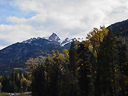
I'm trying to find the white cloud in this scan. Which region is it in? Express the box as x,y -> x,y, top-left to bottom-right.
0,45 -> 6,50
0,24 -> 34,42
7,13 -> 46,25
13,0 -> 127,30
0,0 -> 128,49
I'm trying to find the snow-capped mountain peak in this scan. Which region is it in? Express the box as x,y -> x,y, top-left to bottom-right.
61,38 -> 70,46
22,38 -> 38,43
22,33 -> 75,46
48,33 -> 60,42
60,38 -> 77,46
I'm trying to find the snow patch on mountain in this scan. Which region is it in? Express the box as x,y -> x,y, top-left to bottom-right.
61,38 -> 70,46
22,38 -> 37,43
22,33 -> 76,46
48,33 -> 60,42
60,38 -> 77,46
42,36 -> 49,40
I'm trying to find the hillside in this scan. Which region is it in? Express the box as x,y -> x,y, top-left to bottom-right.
107,19 -> 128,37
0,33 -> 72,75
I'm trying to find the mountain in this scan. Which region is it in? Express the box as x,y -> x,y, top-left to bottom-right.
2,18 -> 128,75
107,19 -> 128,37
0,33 -> 73,75
48,33 -> 61,45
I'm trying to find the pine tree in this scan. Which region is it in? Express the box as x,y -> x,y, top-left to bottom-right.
77,41 -> 92,96
44,57 -> 52,96
32,64 -> 46,96
69,41 -> 79,96
94,30 -> 118,96
10,70 -> 14,82
116,36 -> 127,96
61,49 -> 71,96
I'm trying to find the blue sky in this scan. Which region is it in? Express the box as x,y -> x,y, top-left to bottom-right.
0,0 -> 128,49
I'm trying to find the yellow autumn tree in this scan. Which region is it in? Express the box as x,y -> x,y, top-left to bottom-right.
86,26 -> 109,57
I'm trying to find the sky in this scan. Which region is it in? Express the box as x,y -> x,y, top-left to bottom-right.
0,0 -> 128,49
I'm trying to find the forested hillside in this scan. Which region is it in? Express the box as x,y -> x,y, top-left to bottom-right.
1,27 -> 127,95
0,34 -> 71,76
107,19 -> 128,37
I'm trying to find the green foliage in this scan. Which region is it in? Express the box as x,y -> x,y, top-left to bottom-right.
77,42 -> 92,96
94,30 -> 118,96
1,70 -> 30,93
31,65 -> 46,96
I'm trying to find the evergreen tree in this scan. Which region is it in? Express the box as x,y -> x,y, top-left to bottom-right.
10,70 -> 14,82
32,64 -> 46,96
116,37 -> 127,96
49,50 -> 63,96
77,41 -> 92,96
94,30 -> 118,96
69,41 -> 79,96
61,49 -> 71,96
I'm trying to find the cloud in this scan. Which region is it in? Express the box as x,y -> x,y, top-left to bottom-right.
14,0 -> 126,28
0,23 -> 53,44
0,24 -> 34,42
13,0 -> 128,31
0,0 -> 128,49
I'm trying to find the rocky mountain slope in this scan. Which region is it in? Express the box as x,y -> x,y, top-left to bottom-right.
0,33 -> 74,75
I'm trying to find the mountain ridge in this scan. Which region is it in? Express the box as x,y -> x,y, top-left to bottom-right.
1,18 -> 128,75
0,33 -> 73,75
21,33 -> 74,46
107,19 -> 128,36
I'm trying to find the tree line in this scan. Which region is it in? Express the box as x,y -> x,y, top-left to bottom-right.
0,70 -> 31,93
28,27 -> 128,96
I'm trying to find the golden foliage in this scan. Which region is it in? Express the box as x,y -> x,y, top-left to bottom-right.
86,26 -> 109,57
